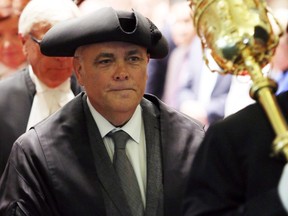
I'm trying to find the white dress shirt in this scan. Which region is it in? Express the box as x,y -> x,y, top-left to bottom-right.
87,98 -> 147,207
278,163 -> 288,213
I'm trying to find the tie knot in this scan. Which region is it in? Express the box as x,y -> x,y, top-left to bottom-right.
108,130 -> 130,149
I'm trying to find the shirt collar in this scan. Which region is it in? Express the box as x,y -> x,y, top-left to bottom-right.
87,97 -> 142,143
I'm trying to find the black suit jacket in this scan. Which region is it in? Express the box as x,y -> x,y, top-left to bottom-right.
0,92 -> 204,216
0,68 -> 83,176
182,91 -> 288,216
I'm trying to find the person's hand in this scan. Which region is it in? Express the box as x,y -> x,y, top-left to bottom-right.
278,163 -> 288,213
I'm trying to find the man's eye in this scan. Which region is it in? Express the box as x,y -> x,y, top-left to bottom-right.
97,59 -> 112,65
128,56 -> 142,62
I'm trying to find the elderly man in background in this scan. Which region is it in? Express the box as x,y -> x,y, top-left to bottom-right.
0,0 -> 29,79
0,0 -> 82,177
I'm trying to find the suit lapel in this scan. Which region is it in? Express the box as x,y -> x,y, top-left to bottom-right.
82,96 -> 132,216
141,99 -> 163,216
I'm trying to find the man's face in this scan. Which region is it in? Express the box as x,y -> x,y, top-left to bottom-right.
0,15 -> 26,69
23,22 -> 74,88
0,0 -> 30,17
74,41 -> 149,126
11,0 -> 30,15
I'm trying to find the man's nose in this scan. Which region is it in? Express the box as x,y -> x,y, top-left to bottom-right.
113,62 -> 129,80
2,37 -> 12,48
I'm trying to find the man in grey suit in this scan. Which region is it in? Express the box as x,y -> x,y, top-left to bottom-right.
0,7 -> 204,216
0,0 -> 83,177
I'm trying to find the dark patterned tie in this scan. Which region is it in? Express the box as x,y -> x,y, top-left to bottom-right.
108,130 -> 144,216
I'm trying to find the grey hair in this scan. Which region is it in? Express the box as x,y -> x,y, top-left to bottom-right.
18,0 -> 81,36
74,45 -> 89,61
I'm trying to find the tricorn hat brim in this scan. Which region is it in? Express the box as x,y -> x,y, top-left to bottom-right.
40,7 -> 169,59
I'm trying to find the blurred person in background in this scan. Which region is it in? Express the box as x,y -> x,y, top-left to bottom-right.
145,0 -> 176,99
0,0 -> 29,79
162,1 -> 231,127
0,0 -> 83,177
269,8 -> 288,95
162,1 -> 198,106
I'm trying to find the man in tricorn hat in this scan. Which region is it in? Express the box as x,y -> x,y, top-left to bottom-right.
0,7 -> 204,216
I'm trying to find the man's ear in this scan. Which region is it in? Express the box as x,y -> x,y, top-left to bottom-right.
73,57 -> 84,86
19,34 -> 28,56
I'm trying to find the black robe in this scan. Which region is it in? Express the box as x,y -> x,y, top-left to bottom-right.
0,93 -> 204,216
182,91 -> 288,216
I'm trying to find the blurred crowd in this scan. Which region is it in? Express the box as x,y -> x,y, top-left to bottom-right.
1,0 -> 288,128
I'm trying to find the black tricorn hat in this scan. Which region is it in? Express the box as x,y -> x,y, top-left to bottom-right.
40,7 -> 169,59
